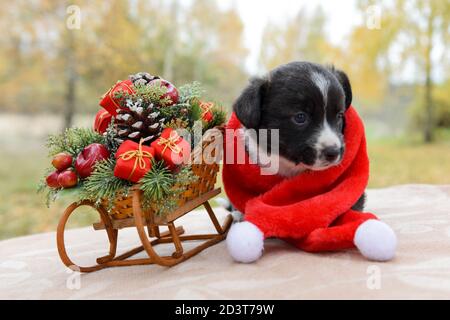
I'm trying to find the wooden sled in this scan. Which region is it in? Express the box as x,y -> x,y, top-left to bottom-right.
56,128 -> 231,273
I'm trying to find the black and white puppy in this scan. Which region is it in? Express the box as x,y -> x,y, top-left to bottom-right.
223,61 -> 397,263
232,61 -> 365,211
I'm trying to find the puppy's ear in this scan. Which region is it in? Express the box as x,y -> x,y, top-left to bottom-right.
329,67 -> 352,109
233,77 -> 267,128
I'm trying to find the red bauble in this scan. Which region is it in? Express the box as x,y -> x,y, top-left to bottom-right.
57,169 -> 78,188
150,79 -> 179,106
75,143 -> 110,178
46,171 -> 61,188
93,109 -> 113,134
51,153 -> 73,171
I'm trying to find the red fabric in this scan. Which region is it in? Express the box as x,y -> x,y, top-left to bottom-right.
99,79 -> 135,116
222,106 -> 378,252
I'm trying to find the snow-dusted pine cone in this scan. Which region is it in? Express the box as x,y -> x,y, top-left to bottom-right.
114,98 -> 165,144
129,72 -> 160,86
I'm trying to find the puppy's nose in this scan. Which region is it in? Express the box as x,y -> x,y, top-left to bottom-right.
323,146 -> 341,162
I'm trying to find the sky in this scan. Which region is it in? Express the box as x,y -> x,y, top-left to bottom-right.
215,0 -> 446,82
218,0 -> 361,73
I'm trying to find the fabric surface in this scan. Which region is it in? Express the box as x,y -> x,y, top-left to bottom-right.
0,184 -> 449,300
223,107 -> 377,251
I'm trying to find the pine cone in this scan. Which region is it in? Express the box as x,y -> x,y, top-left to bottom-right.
129,72 -> 160,86
114,99 -> 165,143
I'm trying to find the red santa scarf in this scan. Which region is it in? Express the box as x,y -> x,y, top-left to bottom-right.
222,106 -> 378,252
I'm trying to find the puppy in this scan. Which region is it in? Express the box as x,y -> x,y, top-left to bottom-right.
233,61 -> 365,211
221,61 -> 399,263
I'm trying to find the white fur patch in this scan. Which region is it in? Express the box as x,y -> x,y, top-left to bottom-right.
311,71 -> 330,105
315,120 -> 341,150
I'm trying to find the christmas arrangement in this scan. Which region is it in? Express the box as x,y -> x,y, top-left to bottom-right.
40,72 -> 232,271
39,72 -> 226,216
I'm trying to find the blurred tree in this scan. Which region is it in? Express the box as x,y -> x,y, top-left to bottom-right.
357,0 -> 450,142
257,3 -> 404,110
176,0 -> 248,105
0,0 -> 247,118
259,6 -> 332,70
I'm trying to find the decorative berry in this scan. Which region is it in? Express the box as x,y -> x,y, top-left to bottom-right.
57,169 -> 78,188
51,153 -> 73,171
46,171 -> 61,188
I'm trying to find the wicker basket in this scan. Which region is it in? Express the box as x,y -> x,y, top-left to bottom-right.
103,157 -> 219,221
56,127 -> 232,272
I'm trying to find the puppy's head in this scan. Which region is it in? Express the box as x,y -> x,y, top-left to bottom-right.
234,61 -> 352,173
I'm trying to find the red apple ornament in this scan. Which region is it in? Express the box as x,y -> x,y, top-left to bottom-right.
52,153 -> 73,171
150,79 -> 179,106
46,171 -> 61,188
75,143 -> 110,178
57,169 -> 78,188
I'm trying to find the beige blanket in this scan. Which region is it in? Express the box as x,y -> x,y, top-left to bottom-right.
1,184 -> 449,299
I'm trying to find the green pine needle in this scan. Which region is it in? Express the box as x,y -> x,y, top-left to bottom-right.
204,103 -> 228,130
188,99 -> 203,126
80,158 -> 131,207
46,127 -> 105,157
139,160 -> 174,202
178,81 -> 204,104
116,82 -> 172,107
139,162 -> 198,216
37,175 -> 61,208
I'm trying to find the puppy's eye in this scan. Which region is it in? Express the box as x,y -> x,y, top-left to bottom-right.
337,112 -> 344,120
293,112 -> 308,125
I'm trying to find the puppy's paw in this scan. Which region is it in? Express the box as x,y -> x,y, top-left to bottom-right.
354,219 -> 397,261
226,221 -> 264,263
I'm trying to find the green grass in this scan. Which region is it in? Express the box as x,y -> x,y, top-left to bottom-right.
0,150 -> 98,240
368,139 -> 450,187
0,134 -> 449,240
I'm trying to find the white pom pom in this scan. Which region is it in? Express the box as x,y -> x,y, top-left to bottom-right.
216,197 -> 231,210
226,221 -> 264,263
354,220 -> 397,261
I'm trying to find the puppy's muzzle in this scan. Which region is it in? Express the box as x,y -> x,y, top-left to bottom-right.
322,146 -> 342,162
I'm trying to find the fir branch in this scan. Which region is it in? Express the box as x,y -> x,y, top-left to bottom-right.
46,127 -> 105,157
175,165 -> 199,187
204,103 -> 228,130
37,174 -> 61,208
178,81 -> 204,104
117,82 -> 172,107
152,166 -> 198,216
140,163 -> 198,216
139,160 -> 174,202
188,99 -> 203,127
80,159 -> 131,207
